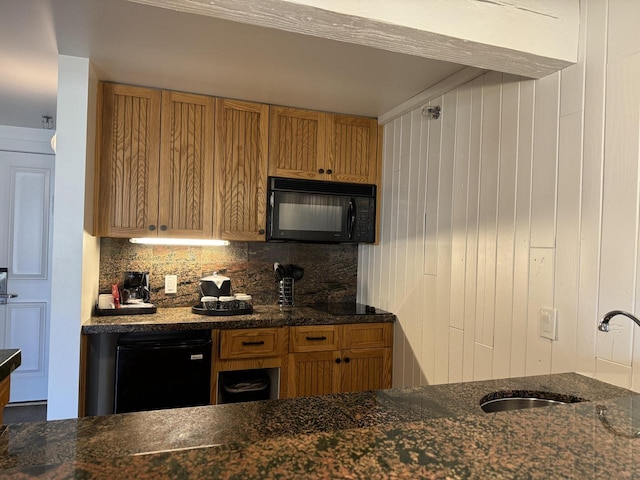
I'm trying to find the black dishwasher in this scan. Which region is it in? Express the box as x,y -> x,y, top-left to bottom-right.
114,330 -> 212,414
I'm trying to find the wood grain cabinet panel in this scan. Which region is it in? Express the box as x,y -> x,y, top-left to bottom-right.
326,114 -> 379,184
269,106 -> 379,185
339,348 -> 392,393
269,106 -> 325,181
290,325 -> 340,352
96,83 -> 161,237
215,99 -> 269,241
288,351 -> 337,398
288,322 -> 393,397
159,91 -> 215,238
219,328 -> 283,359
342,323 -> 393,349
96,84 -> 214,238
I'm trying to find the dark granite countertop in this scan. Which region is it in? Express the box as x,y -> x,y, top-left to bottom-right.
0,350 -> 20,384
82,304 -> 396,334
0,373 -> 636,478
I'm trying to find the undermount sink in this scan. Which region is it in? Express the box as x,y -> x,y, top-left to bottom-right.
480,390 -> 585,413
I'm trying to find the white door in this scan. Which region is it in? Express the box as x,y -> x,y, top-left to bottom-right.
0,151 -> 53,402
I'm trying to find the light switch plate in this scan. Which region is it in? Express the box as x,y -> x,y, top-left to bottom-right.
540,307 -> 557,340
165,275 -> 178,294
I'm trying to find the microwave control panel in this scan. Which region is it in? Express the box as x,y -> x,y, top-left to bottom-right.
353,197 -> 375,242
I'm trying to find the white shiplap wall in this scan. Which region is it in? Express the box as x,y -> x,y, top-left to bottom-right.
358,0 -> 640,391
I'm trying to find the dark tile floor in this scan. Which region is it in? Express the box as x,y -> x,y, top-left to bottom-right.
3,402 -> 47,424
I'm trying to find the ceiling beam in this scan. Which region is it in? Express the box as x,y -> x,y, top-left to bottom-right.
126,0 -> 578,78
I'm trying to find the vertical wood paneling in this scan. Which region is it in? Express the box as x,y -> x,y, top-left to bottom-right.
475,71 -> 502,347
424,98 -> 441,276
396,113 -> 412,387
403,108 -> 425,386
530,71 -> 560,248
597,54 -> 640,367
449,327 -> 464,382
422,275 -> 437,385
525,248 -> 555,376
434,90 -> 457,384
510,79 -> 535,378
462,76 -> 483,382
576,0 -> 608,376
552,111 -> 583,373
492,75 -> 519,378
358,0 -> 640,390
449,83 -> 472,332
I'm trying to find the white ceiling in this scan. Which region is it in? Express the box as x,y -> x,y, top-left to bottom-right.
0,0 -> 465,129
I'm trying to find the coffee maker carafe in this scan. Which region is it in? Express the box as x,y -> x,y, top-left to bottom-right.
122,271 -> 150,304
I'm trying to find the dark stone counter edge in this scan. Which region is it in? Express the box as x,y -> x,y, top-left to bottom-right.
0,349 -> 21,383
81,309 -> 397,334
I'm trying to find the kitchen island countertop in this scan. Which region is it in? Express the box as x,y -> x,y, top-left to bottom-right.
0,350 -> 20,384
82,304 -> 396,334
0,372 -> 638,478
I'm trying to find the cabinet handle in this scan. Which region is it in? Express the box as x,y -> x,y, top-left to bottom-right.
148,225 -> 156,231
344,357 -> 350,363
160,225 -> 168,231
258,229 -> 265,235
326,169 -> 333,174
318,168 -> 325,174
242,340 -> 265,346
335,357 -> 341,364
306,336 -> 327,341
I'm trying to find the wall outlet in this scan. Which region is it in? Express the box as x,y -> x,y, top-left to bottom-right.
165,275 -> 178,294
539,307 -> 557,340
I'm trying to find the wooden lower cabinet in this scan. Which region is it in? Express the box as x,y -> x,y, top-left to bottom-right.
288,351 -> 337,398
211,328 -> 289,404
338,348 -> 392,393
288,323 -> 393,398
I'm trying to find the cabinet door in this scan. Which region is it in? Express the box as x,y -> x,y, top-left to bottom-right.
97,83 -> 161,237
269,107 -> 326,180
158,91 -> 214,238
288,351 -> 339,397
325,114 -> 378,184
215,99 -> 269,241
339,348 -> 391,393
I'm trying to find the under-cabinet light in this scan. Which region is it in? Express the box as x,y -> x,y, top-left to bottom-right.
129,238 -> 230,246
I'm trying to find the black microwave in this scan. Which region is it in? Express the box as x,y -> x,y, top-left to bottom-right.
267,177 -> 376,243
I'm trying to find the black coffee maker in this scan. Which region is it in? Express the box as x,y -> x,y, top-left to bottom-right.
122,271 -> 150,304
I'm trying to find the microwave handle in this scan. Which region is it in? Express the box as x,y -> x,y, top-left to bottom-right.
347,198 -> 356,240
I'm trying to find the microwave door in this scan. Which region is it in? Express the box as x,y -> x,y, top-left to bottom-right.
271,192 -> 350,242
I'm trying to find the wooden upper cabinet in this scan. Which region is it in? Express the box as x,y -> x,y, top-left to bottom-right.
96,83 -> 161,237
215,99 -> 269,241
269,106 -> 325,181
159,91 -> 215,238
326,114 -> 379,184
269,106 -> 379,184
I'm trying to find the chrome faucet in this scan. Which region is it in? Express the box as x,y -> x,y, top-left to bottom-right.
598,310 -> 640,332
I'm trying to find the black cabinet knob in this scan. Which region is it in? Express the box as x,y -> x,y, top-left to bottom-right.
258,229 -> 265,234
326,169 -> 333,174
318,168 -> 325,174
148,225 -> 156,231
335,358 -> 342,364
160,225 -> 168,231
344,357 -> 350,364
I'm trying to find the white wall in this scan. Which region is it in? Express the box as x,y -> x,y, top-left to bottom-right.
48,56 -> 99,420
358,0 -> 640,391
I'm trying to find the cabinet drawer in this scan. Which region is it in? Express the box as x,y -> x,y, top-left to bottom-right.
290,325 -> 340,352
219,328 -> 282,359
342,323 -> 393,349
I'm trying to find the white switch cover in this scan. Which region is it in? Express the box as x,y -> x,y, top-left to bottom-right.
540,307 -> 557,340
165,275 -> 178,294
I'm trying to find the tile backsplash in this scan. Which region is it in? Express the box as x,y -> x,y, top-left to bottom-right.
99,239 -> 357,308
